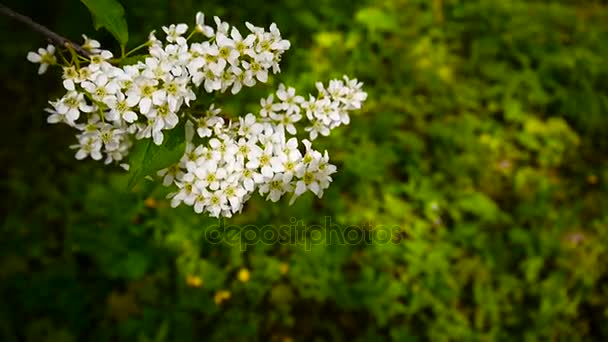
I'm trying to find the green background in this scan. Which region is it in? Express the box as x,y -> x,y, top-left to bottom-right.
1,0 -> 608,340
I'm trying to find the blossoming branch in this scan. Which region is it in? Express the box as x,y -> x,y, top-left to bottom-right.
25,11 -> 367,217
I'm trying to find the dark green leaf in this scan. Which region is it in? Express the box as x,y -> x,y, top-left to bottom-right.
118,54 -> 147,67
127,122 -> 187,189
81,0 -> 129,46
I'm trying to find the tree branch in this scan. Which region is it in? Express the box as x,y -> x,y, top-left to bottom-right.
0,3 -> 91,57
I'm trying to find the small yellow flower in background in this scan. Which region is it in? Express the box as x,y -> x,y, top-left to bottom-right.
214,290 -> 231,305
279,263 -> 289,275
437,65 -> 452,83
587,174 -> 598,185
186,275 -> 203,288
416,57 -> 432,69
144,197 -> 157,208
238,268 -> 250,282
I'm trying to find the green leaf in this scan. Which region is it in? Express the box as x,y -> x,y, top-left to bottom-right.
355,7 -> 398,32
81,0 -> 129,46
456,192 -> 501,223
122,251 -> 149,279
118,54 -> 146,67
127,123 -> 187,189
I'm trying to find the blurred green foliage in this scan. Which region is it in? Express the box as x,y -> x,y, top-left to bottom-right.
1,0 -> 608,341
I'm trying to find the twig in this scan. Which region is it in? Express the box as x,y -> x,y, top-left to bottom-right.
0,3 -> 91,57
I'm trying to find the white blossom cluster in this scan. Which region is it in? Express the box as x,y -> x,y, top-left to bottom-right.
165,117 -> 337,217
159,78 -> 366,217
30,12 -> 290,164
261,77 -> 367,140
27,12 -> 366,217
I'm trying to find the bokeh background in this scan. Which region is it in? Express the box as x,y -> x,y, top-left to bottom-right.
1,0 -> 608,340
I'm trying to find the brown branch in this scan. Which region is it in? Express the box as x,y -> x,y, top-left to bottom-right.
0,3 -> 91,57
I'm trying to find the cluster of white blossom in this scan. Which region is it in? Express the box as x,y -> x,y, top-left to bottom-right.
30,12 -> 290,164
166,130 -> 336,217
27,11 -> 366,217
259,77 -> 367,140
158,77 -> 366,217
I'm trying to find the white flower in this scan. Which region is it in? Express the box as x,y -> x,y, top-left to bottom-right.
222,181 -> 247,212
81,74 -> 119,103
314,150 -> 337,191
231,26 -> 256,56
195,160 -> 226,191
192,191 -> 208,214
162,23 -> 189,45
148,103 -> 179,144
180,143 -> 201,167
301,139 -> 322,163
113,65 -> 139,90
207,190 -> 230,218
142,56 -> 172,80
126,78 -> 159,114
201,67 -> 223,93
98,123 -> 124,151
242,59 -> 267,83
88,50 -> 114,72
259,173 -> 292,202
82,34 -> 101,53
195,145 -> 222,166
71,135 -> 103,160
152,75 -> 189,111
252,32 -> 275,63
259,94 -> 275,118
27,44 -> 56,74
231,66 -> 255,93
61,66 -> 80,91
77,114 -> 102,136
171,173 -> 198,207
104,139 -> 131,165
216,33 -> 239,66
291,166 -> 321,201
269,23 -> 291,51
196,105 -> 224,138
105,92 -> 138,123
148,30 -> 162,47
270,111 -> 301,135
244,21 -> 262,35
238,113 -> 264,138
225,65 -> 242,94
208,137 -> 229,159
234,137 -> 257,165
213,16 -> 230,36
275,84 -> 304,114
203,43 -> 227,76
223,139 -> 239,164
246,144 -> 277,178
147,116 -> 166,145
275,138 -> 303,179
195,12 -> 214,37
157,164 -> 184,186
240,166 -> 263,192
342,76 -> 368,109
45,105 -> 64,125
305,120 -> 330,140
55,91 -> 94,124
